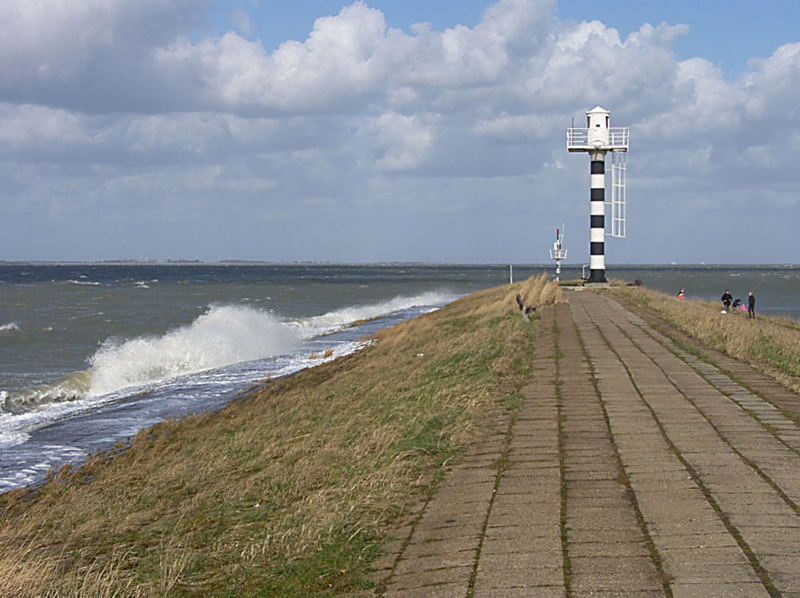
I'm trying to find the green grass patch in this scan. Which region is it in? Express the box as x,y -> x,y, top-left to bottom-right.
749,336 -> 800,377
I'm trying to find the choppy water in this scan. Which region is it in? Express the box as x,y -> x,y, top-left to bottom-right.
0,263 -> 796,491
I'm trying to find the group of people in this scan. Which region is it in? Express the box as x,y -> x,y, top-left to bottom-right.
721,289 -> 756,318
676,288 -> 757,318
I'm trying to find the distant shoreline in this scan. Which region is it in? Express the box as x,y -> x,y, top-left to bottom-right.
1,261 -> 798,268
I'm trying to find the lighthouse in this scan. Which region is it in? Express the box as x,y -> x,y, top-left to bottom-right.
566,106 -> 629,283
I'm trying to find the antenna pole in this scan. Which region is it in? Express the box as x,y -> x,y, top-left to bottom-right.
549,225 -> 567,282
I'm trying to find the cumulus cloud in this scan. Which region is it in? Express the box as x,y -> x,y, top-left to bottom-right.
0,0 -> 206,111
0,0 -> 798,262
743,42 -> 800,121
368,112 -> 437,171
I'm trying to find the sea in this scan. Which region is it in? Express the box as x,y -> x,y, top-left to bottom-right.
0,263 -> 797,492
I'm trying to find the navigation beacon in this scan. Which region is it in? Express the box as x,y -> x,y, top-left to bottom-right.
566,106 -> 630,283
549,226 -> 567,282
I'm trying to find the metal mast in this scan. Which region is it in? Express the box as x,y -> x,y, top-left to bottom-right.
549,226 -> 567,282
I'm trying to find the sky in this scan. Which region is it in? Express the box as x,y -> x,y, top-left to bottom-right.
1,0 -> 798,264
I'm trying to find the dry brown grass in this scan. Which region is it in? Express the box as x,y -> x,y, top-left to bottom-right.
611,285 -> 800,393
0,531 -> 144,598
0,275 -> 560,597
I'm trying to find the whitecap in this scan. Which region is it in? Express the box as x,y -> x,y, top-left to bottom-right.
87,305 -> 301,397
292,290 -> 455,337
66,279 -> 101,286
0,322 -> 20,333
0,373 -> 89,415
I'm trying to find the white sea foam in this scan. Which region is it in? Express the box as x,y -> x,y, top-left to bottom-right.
87,305 -> 301,397
293,290 -> 454,337
66,279 -> 101,286
0,428 -> 29,448
85,291 -> 452,398
0,372 -> 90,415
0,322 -> 20,333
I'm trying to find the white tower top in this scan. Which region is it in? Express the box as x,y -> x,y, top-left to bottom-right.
586,106 -> 609,148
567,106 -> 629,152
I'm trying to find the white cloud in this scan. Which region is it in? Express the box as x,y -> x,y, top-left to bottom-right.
0,0 -> 798,262
368,112 -> 436,171
232,9 -> 254,37
0,104 -> 87,147
743,42 -> 800,121
0,0 -> 206,110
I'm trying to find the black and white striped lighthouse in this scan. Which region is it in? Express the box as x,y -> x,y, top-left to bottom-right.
567,106 -> 630,283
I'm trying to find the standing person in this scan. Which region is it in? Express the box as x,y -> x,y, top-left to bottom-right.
748,291 -> 756,318
721,289 -> 733,313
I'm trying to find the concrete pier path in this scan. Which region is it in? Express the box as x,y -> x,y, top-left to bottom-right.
373,291 -> 800,597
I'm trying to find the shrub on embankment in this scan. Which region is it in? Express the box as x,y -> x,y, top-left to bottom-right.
0,275 -> 560,597
610,285 -> 800,393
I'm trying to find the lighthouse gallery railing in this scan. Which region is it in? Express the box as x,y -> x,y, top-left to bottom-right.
566,127 -> 630,151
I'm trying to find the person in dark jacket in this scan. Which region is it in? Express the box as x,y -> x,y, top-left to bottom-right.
748,292 -> 756,318
721,290 -> 733,313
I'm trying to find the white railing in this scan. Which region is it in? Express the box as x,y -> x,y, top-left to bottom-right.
566,127 -> 629,151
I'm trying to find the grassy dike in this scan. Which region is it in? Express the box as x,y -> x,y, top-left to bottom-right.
608,284 -> 800,393
0,275 -> 561,597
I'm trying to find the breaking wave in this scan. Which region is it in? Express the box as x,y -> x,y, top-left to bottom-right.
0,322 -> 20,334
0,290 -> 454,415
65,279 -> 101,286
0,372 -> 90,415
87,292 -> 453,396
87,305 -> 301,397
293,291 -> 453,336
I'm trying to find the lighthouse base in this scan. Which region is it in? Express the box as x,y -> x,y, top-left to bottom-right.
587,269 -> 607,283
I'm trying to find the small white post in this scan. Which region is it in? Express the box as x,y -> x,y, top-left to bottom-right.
549,226 -> 567,283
